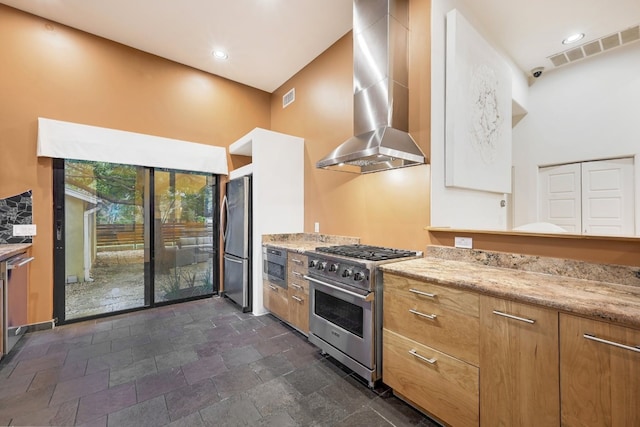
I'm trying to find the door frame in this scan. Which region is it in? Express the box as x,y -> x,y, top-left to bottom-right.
52,160 -> 220,325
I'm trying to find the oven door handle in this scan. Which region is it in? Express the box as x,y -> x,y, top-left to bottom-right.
304,275 -> 374,302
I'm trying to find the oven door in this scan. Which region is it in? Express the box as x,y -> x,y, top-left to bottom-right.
306,275 -> 374,369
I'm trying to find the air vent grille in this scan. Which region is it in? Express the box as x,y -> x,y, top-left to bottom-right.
282,88 -> 295,108
547,24 -> 639,68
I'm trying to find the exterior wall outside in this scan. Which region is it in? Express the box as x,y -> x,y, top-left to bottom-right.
0,5 -> 271,323
64,195 -> 84,282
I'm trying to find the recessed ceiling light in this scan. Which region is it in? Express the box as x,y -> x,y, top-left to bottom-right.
212,50 -> 228,60
562,33 -> 585,45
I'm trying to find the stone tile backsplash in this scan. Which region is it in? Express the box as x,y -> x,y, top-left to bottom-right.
0,190 -> 33,244
427,245 -> 640,287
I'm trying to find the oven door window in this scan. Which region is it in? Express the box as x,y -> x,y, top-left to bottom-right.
266,260 -> 285,282
314,289 -> 364,338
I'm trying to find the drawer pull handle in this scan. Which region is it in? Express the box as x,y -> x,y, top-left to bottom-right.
584,334 -> 640,353
292,271 -> 303,278
409,288 -> 436,298
269,285 -> 278,291
291,295 -> 304,303
290,283 -> 303,290
409,309 -> 437,320
492,310 -> 535,324
292,259 -> 304,265
409,349 -> 437,365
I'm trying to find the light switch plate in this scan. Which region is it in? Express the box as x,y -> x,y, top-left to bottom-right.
314,222 -> 320,233
13,224 -> 37,236
454,236 -> 472,249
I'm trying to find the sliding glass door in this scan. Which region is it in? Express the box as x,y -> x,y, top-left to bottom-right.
53,160 -> 218,323
154,170 -> 215,303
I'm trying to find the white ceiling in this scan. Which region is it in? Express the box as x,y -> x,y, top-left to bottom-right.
458,0 -> 640,75
0,0 -> 352,93
1,0 -> 638,92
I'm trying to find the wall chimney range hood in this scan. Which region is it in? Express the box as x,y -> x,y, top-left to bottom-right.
316,0 -> 426,174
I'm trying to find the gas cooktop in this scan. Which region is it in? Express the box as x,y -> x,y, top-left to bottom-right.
315,244 -> 419,262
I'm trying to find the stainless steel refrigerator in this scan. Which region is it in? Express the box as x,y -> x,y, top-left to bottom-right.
222,175 -> 252,312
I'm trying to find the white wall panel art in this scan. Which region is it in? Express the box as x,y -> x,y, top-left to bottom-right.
445,9 -> 512,193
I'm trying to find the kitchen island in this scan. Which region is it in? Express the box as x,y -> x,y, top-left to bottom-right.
380,247 -> 640,426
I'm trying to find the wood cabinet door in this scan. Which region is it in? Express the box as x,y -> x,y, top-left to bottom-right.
560,314 -> 640,426
480,296 -> 560,427
288,286 -> 309,334
263,280 -> 288,320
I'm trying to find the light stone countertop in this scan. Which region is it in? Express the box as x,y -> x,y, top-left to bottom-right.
380,257 -> 640,329
0,244 -> 32,262
263,241 -> 326,253
262,233 -> 360,254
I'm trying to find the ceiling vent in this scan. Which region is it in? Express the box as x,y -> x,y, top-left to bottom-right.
548,24 -> 639,68
282,88 -> 295,108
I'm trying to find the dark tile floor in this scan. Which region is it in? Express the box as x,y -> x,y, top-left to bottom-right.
0,296 -> 440,427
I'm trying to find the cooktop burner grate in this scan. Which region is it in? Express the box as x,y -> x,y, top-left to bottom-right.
315,244 -> 418,261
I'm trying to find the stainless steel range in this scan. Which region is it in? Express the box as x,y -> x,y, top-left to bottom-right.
304,244 -> 422,387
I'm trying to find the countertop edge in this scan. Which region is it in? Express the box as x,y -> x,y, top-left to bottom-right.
0,243 -> 33,262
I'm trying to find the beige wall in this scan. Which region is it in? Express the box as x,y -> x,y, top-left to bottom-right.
0,5 -> 271,323
270,0 -> 432,252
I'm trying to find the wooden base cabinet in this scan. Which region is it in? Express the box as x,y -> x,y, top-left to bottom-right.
560,314 -> 640,426
262,279 -> 288,320
287,253 -> 309,334
383,273 -> 480,426
479,296 -> 560,427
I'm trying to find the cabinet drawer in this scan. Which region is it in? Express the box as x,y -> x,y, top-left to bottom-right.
384,288 -> 480,366
384,273 -> 479,316
263,280 -> 288,320
383,329 -> 479,427
288,253 -> 308,275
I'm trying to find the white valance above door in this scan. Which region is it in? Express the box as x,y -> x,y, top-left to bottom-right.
37,117 -> 228,175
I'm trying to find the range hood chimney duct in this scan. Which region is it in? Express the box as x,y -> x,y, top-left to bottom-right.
316,0 -> 426,174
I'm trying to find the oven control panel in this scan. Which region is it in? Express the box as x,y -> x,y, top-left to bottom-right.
308,256 -> 371,289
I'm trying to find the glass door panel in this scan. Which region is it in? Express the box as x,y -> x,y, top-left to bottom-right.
154,170 -> 215,303
64,160 -> 147,320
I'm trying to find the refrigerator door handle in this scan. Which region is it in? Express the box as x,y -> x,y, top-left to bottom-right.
220,194 -> 228,242
224,255 -> 243,264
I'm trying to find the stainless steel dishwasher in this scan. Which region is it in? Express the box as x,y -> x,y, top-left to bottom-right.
1,252 -> 34,355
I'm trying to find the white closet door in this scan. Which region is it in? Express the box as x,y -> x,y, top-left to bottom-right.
581,158 -> 634,236
538,163 -> 581,233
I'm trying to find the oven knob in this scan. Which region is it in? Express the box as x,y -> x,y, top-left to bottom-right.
309,260 -> 318,268
329,263 -> 339,272
317,261 -> 327,271
342,269 -> 352,278
353,272 -> 364,281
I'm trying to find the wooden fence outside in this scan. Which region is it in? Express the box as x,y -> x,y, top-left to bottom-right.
96,222 -> 212,249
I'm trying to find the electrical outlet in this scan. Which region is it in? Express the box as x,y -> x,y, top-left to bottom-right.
454,236 -> 472,249
314,222 -> 320,233
13,224 -> 37,236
